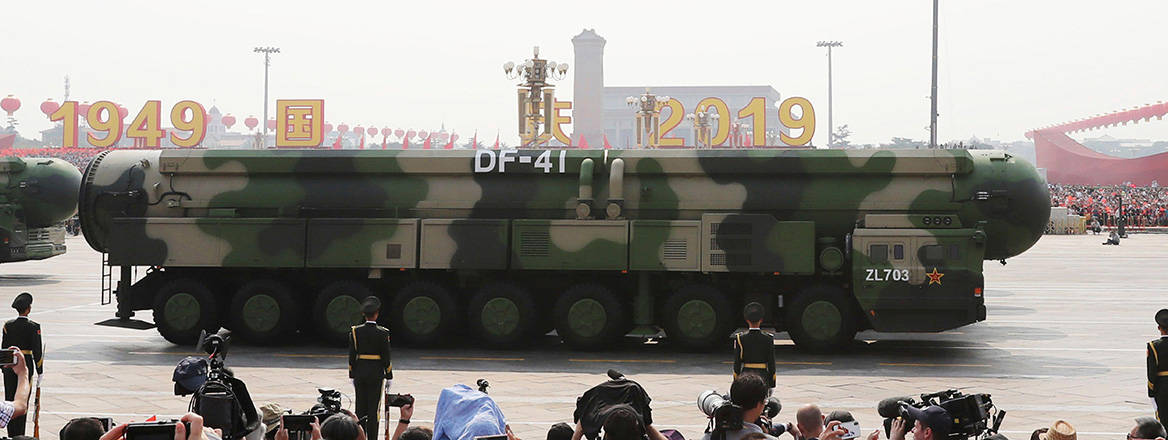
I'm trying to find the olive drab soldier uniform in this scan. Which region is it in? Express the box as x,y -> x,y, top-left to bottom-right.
2,292 -> 42,437
1148,309 -> 1168,426
733,302 -> 776,389
349,296 -> 392,439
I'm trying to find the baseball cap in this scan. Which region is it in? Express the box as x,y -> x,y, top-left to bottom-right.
172,356 -> 208,393
260,403 -> 286,435
903,405 -> 953,438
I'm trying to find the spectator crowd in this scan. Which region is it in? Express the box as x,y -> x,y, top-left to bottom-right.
1049,183 -> 1168,227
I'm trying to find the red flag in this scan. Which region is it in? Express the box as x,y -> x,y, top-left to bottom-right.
402,136 -> 409,150
423,135 -> 432,149
472,131 -> 478,149
146,415 -> 157,422
578,134 -> 590,150
358,135 -> 365,150
444,136 -> 454,150
493,134 -> 500,149
382,136 -> 388,150
332,133 -> 342,149
603,134 -> 613,149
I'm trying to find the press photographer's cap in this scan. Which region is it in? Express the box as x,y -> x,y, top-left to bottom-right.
1156,309 -> 1168,328
261,402 -> 286,434
362,296 -> 381,315
11,292 -> 32,311
903,405 -> 952,438
1038,420 -> 1076,440
172,356 -> 208,393
826,410 -> 855,423
743,302 -> 765,323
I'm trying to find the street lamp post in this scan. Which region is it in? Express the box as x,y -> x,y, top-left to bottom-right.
504,46 -> 569,147
254,46 -> 280,143
816,41 -> 842,148
626,89 -> 669,149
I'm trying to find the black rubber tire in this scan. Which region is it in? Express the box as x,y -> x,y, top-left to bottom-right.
313,280 -> 373,346
228,280 -> 300,345
391,281 -> 460,347
467,282 -> 538,348
784,285 -> 859,353
153,278 -> 220,345
661,284 -> 736,351
553,283 -> 628,350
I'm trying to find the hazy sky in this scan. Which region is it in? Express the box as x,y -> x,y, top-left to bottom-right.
3,0 -> 1166,146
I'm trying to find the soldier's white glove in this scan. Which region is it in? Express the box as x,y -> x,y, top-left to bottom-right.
385,379 -> 392,392
36,374 -> 42,388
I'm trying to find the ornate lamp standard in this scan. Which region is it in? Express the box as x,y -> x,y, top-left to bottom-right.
504,46 -> 568,147
686,108 -> 719,148
625,89 -> 669,149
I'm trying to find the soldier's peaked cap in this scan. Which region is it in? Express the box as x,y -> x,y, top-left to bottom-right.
743,302 -> 765,322
1156,309 -> 1168,328
11,292 -> 31,311
362,296 -> 381,315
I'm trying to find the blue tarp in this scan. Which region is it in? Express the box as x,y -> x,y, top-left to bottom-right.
433,384 -> 508,440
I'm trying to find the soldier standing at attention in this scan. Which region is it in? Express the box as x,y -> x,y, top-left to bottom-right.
733,302 -> 776,392
1148,309 -> 1168,428
2,292 -> 41,437
349,296 -> 392,438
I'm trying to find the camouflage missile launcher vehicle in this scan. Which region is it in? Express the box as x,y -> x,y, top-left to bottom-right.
79,148 -> 1049,351
0,156 -> 81,263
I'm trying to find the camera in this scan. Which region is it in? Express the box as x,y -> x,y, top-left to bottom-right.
477,379 -> 490,394
698,390 -> 785,440
186,330 -> 260,440
877,390 -> 1005,440
386,393 -> 415,408
306,388 -> 344,419
125,420 -> 190,440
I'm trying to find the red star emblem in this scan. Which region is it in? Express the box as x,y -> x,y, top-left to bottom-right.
926,268 -> 944,285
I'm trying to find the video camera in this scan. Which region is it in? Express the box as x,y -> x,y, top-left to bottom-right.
573,369 -> 654,440
697,390 -> 784,440
185,330 -> 260,440
877,390 -> 1005,440
305,388 -> 344,419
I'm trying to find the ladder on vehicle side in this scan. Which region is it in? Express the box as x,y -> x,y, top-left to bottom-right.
100,253 -> 112,306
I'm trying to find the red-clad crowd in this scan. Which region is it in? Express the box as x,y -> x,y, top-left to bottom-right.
0,147 -> 103,170
1050,184 -> 1168,227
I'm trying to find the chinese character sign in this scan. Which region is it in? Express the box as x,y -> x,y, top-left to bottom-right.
276,99 -> 324,147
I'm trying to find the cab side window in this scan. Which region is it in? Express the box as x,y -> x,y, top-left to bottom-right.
893,244 -> 905,260
869,244 -> 889,263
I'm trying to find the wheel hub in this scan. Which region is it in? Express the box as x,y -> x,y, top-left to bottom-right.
164,293 -> 200,331
676,299 -> 716,338
242,294 -> 281,333
481,297 -> 520,337
802,300 -> 843,341
567,298 -> 606,338
325,295 -> 362,334
403,296 -> 442,335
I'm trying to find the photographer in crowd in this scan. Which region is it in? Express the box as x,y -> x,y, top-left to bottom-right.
887,406 -> 951,440
1130,417 -> 1166,440
701,373 -> 806,440
0,344 -> 31,431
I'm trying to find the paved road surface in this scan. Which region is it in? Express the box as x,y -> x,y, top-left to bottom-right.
0,234 -> 1157,439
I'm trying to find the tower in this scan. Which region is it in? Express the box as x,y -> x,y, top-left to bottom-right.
571,29 -> 606,147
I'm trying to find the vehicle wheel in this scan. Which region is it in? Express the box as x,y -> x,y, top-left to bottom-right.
553,283 -> 628,350
153,278 -> 220,345
662,284 -> 736,351
229,280 -> 300,344
785,285 -> 859,353
467,282 -> 538,348
392,281 -> 459,346
313,281 -> 371,346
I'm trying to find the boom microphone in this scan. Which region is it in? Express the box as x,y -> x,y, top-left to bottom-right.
877,397 -> 912,418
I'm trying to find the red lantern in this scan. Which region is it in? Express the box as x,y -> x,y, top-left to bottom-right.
354,126 -> 365,136
394,129 -> 404,138
406,130 -> 416,138
381,127 -> 391,136
323,123 -> 333,132
39,99 -> 58,116
418,130 -> 429,138
0,95 -> 20,116
266,119 -> 276,130
221,114 -> 236,129
338,124 -> 350,133
117,105 -> 129,120
367,127 -> 377,136
244,116 -> 259,130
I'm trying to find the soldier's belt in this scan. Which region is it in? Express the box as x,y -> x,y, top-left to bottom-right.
357,355 -> 382,360
19,350 -> 31,355
743,363 -> 768,369
1158,371 -> 1168,377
